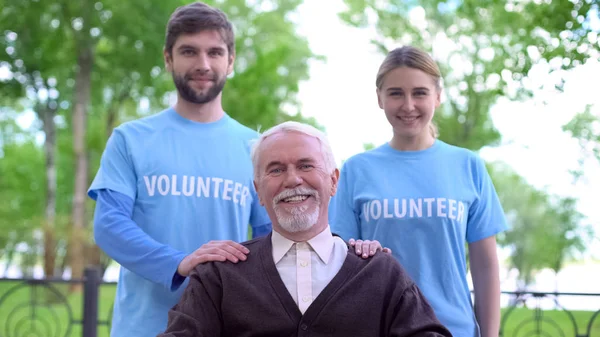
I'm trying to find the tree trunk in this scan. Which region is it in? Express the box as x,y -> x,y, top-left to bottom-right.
41,102 -> 58,278
106,102 -> 118,140
70,31 -> 94,286
59,237 -> 70,277
2,242 -> 15,276
106,88 -> 129,138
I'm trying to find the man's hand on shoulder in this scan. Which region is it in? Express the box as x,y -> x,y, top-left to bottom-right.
349,239 -> 393,259
177,240 -> 250,277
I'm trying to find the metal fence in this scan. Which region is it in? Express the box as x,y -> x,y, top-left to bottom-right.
0,268 -> 599,337
498,291 -> 600,337
0,267 -> 113,337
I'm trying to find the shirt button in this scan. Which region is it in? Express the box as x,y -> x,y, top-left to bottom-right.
300,323 -> 308,331
300,260 -> 308,267
302,296 -> 311,302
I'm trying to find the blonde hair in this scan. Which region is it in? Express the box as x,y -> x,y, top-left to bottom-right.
376,46 -> 441,138
250,121 -> 336,180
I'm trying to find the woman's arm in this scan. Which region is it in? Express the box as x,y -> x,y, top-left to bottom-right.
469,235 -> 501,337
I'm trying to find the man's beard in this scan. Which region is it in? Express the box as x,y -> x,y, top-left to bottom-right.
272,187 -> 320,233
172,71 -> 226,104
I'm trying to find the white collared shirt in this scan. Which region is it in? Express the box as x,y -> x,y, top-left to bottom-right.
271,226 -> 348,314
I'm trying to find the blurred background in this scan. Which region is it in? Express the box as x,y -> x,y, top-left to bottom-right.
1,0 -> 599,336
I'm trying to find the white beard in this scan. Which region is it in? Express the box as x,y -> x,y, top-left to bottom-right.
275,204 -> 320,233
272,187 -> 320,233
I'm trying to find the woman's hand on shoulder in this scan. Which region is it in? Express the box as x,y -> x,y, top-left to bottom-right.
348,238 -> 392,259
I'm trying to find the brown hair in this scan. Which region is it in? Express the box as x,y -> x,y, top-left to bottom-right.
376,46 -> 442,138
165,2 -> 235,56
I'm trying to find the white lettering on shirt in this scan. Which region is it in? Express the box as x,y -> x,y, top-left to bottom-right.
143,175 -> 252,206
363,198 -> 467,223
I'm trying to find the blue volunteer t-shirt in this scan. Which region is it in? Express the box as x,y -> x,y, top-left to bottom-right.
330,140 -> 507,337
88,108 -> 271,337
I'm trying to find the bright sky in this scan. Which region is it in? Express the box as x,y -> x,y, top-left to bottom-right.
294,0 -> 600,259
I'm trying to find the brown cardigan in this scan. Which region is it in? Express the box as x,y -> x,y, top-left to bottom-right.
158,233 -> 452,337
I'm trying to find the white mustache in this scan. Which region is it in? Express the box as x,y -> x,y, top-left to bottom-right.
273,187 -> 317,203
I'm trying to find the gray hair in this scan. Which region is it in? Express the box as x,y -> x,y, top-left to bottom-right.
250,121 -> 336,180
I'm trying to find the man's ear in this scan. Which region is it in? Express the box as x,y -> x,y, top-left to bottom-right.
164,49 -> 173,72
227,52 -> 235,76
253,180 -> 264,206
330,168 -> 340,196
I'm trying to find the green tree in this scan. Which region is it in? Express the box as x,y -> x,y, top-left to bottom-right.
0,0 -> 74,276
488,162 -> 588,287
0,138 -> 45,274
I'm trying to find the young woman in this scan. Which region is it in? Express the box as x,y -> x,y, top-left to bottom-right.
330,46 -> 507,337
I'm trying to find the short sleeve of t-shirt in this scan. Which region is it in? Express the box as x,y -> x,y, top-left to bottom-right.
88,129 -> 137,200
250,186 -> 271,229
329,161 -> 361,241
466,155 -> 508,243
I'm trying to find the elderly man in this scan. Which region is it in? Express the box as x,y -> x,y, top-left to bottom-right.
158,122 -> 452,337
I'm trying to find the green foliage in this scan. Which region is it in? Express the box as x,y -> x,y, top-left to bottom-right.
488,162 -> 590,286
339,0 -> 599,151
563,105 -> 600,179
363,143 -> 375,151
0,140 -> 44,256
216,0 -> 321,128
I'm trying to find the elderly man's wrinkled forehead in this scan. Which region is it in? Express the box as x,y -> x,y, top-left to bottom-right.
256,131 -> 324,164
251,123 -> 336,181
259,130 -> 322,153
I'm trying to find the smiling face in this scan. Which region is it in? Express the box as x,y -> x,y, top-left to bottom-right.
254,131 -> 338,239
164,29 -> 234,105
377,66 -> 441,141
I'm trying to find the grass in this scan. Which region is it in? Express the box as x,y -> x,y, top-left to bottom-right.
0,281 -> 598,337
501,307 -> 600,336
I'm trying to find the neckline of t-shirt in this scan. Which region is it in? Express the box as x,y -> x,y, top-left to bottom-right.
380,139 -> 444,158
166,107 -> 231,129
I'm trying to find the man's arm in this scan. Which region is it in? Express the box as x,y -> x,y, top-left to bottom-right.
469,235 -> 501,337
94,189 -> 250,290
94,189 -> 187,290
158,265 -> 223,337
388,283 -> 453,337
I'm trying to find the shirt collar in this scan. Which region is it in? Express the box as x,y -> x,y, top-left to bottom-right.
271,226 -> 336,265
272,230 -> 295,264
307,226 -> 335,264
